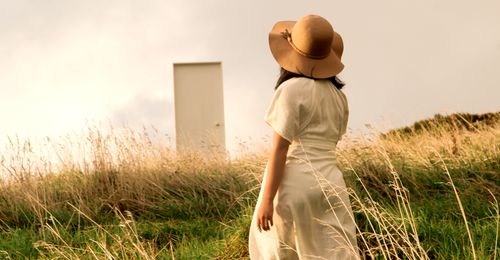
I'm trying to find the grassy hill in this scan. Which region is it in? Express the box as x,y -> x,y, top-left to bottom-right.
382,111 -> 500,138
0,113 -> 498,259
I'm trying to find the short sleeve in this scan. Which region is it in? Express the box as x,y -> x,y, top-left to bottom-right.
264,79 -> 303,143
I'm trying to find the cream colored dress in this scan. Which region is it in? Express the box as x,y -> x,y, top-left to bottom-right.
248,77 -> 359,260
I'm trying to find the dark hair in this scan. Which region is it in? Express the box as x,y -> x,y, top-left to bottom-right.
275,67 -> 345,90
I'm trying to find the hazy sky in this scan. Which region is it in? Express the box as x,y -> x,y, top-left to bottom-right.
1,0 -> 499,155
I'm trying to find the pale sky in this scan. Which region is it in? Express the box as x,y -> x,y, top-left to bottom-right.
1,0 -> 499,155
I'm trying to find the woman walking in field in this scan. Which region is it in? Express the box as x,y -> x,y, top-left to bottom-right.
248,14 -> 359,259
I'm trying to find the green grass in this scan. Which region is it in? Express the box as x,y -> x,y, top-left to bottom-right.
0,113 -> 498,259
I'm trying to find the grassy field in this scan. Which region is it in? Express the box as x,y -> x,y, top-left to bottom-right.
0,113 -> 498,259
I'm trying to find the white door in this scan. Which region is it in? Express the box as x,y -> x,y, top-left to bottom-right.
173,62 -> 226,157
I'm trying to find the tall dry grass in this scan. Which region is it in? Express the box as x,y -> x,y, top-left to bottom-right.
332,117 -> 499,259
0,116 -> 498,259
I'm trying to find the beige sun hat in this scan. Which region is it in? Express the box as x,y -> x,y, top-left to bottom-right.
268,14 -> 344,79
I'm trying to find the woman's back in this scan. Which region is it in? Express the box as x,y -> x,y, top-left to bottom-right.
264,77 -> 349,154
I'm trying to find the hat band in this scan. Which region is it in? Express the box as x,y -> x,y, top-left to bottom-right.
281,29 -> 329,60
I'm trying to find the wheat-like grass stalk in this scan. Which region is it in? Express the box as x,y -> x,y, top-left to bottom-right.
431,149 -> 477,260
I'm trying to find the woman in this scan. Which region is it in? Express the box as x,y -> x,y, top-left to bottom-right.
248,14 -> 359,259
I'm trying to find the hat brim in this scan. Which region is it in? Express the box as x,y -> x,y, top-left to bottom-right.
269,21 -> 344,79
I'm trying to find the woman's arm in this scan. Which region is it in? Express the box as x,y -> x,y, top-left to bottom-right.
257,131 -> 291,232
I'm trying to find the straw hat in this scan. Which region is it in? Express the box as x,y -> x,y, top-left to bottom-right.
268,14 -> 344,78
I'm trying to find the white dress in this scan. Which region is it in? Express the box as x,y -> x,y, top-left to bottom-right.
248,77 -> 359,259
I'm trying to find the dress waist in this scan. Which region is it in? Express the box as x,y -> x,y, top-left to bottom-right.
287,138 -> 338,163
290,138 -> 337,151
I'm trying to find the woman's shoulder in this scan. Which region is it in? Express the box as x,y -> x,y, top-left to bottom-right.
277,77 -> 315,94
